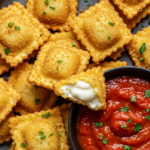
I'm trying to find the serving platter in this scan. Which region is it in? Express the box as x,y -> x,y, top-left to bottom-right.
0,0 -> 149,149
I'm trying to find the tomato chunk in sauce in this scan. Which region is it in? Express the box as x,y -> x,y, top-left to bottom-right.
77,76 -> 150,150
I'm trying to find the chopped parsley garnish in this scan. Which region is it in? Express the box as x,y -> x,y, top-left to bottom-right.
145,115 -> 150,121
139,43 -> 146,55
107,36 -> 111,39
84,0 -> 88,2
146,108 -> 149,113
58,131 -> 62,136
20,143 -> 25,147
34,85 -> 39,89
102,139 -> 108,144
94,122 -> 103,127
8,22 -> 14,26
124,145 -> 131,150
99,134 -> 103,140
108,21 -> 115,26
4,48 -> 10,55
43,12 -> 46,15
15,26 -> 20,30
58,60 -> 63,63
142,25 -> 144,28
44,0 -> 50,5
50,6 -> 55,10
139,58 -> 144,62
71,43 -> 78,48
133,123 -> 142,132
87,2 -> 91,6
49,133 -> 53,136
42,112 -> 51,117
130,95 -> 136,102
145,90 -> 150,98
121,124 -> 126,129
38,131 -> 46,139
127,118 -> 132,123
57,67 -> 59,71
35,98 -> 41,105
120,106 -> 129,113
149,20 -> 150,25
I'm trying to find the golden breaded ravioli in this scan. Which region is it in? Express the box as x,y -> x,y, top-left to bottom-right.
110,47 -> 125,60
0,57 -> 11,75
9,107 -> 69,150
0,2 -> 50,67
70,0 -> 132,63
53,67 -> 106,110
28,41 -> 90,90
26,0 -> 78,31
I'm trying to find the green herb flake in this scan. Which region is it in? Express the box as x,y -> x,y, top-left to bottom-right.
38,131 -> 46,139
94,122 -> 103,127
8,22 -> 14,26
84,0 -> 88,2
146,108 -> 149,113
107,36 -> 111,39
121,124 -> 126,129
102,139 -> 108,144
15,26 -> 20,30
71,43 -> 78,48
120,106 -> 129,113
4,48 -> 10,55
127,118 -> 132,123
35,98 -> 41,105
44,0 -> 50,5
99,134 -> 103,140
142,25 -> 144,28
108,21 -> 115,26
130,95 -> 136,102
133,123 -> 142,132
42,112 -> 51,118
149,20 -> 150,25
146,115 -> 150,121
124,145 -> 131,150
43,12 -> 46,15
58,131 -> 62,136
87,2 -> 91,6
139,58 -> 144,62
49,133 -> 53,136
58,60 -> 63,63
145,90 -> 150,98
50,6 -> 55,10
34,85 -> 39,89
139,43 -> 146,55
20,143 -> 25,147
57,67 -> 59,71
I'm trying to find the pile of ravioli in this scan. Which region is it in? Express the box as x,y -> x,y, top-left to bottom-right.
0,0 -> 149,149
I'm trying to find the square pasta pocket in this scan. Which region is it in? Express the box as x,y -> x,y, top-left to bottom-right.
0,2 -> 50,67
70,0 -> 133,63
26,0 -> 78,31
28,41 -> 90,90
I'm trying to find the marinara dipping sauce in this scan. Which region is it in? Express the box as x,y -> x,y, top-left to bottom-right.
77,76 -> 150,150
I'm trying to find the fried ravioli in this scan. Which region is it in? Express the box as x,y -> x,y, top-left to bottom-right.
70,0 -> 132,63
28,41 -> 90,90
54,67 -> 106,110
110,47 -> 125,60
0,57 -> 11,75
0,2 -> 50,67
26,0 -> 78,31
9,107 -> 69,150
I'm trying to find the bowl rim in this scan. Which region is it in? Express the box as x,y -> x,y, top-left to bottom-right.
68,66 -> 150,150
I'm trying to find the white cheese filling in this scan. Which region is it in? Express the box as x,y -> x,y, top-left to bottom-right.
61,80 -> 102,109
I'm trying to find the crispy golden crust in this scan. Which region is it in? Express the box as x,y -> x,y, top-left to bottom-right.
9,144 -> 15,150
59,103 -> 72,149
0,78 -> 20,123
53,67 -> 106,110
110,47 -> 125,60
9,107 -> 69,150
112,0 -> 150,19
0,57 -> 11,75
110,0 -> 150,29
70,0 -> 132,63
8,62 -> 57,114
28,41 -> 90,90
126,26 -> 150,69
0,111 -> 14,144
26,0 -> 78,31
0,2 -> 50,67
87,60 -> 127,70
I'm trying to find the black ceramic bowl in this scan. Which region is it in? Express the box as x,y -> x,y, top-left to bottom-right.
68,66 -> 150,150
